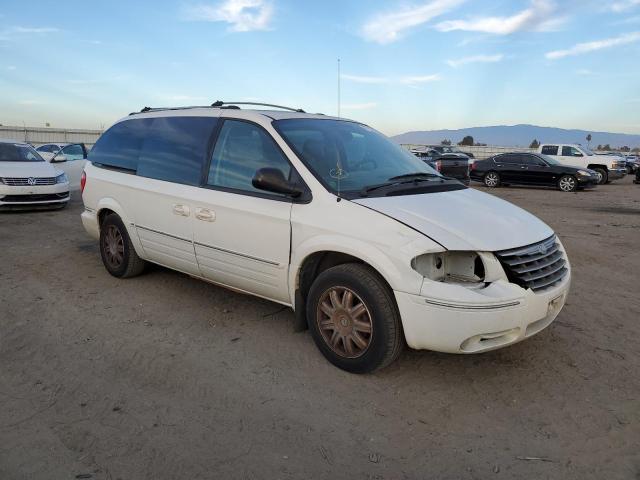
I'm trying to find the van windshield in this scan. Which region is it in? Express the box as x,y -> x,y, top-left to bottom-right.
274,119 -> 452,197
0,143 -> 44,162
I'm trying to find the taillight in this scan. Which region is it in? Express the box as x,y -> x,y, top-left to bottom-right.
435,160 -> 442,171
80,171 -> 86,193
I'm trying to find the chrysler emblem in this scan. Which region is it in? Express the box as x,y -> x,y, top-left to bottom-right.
537,245 -> 547,255
27,177 -> 36,186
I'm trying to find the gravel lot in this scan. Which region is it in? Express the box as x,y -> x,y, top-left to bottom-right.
1,177 -> 639,480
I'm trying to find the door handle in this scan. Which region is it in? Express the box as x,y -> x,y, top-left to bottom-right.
173,204 -> 190,216
195,207 -> 216,222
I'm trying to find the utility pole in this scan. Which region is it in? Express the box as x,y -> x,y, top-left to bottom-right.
337,58 -> 341,118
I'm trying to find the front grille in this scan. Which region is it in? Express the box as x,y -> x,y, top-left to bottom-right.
495,235 -> 568,292
2,177 -> 57,186
1,193 -> 69,202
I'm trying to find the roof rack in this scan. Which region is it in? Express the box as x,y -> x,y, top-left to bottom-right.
211,100 -> 306,113
129,105 -> 210,116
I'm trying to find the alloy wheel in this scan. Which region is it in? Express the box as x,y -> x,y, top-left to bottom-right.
559,176 -> 576,192
485,172 -> 499,187
316,286 -> 373,358
102,224 -> 124,269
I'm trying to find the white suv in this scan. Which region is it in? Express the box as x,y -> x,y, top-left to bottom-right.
537,144 -> 626,184
81,102 -> 571,373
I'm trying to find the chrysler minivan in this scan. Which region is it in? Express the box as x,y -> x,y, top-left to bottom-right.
81,102 -> 571,373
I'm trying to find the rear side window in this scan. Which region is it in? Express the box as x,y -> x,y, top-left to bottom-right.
541,145 -> 558,155
90,118 -> 151,171
495,154 -> 520,164
137,117 -> 218,185
207,120 -> 291,196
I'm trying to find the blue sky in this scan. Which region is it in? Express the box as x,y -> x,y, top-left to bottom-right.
1,0 -> 639,136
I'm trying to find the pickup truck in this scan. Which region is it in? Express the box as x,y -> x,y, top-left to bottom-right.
537,144 -> 626,184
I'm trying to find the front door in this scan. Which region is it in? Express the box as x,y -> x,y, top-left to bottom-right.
192,119 -> 294,304
54,144 -> 87,189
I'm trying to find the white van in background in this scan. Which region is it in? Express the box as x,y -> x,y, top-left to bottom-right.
537,144 -> 626,184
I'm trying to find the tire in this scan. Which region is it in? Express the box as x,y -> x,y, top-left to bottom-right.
558,175 -> 577,192
484,171 -> 500,188
100,213 -> 146,278
306,263 -> 403,374
592,167 -> 608,185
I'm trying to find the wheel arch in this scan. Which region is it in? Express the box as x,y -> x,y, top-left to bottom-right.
95,198 -> 144,257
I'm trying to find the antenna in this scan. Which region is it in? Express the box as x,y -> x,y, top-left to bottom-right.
337,58 -> 341,118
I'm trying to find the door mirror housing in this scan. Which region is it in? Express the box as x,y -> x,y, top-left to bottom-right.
252,168 -> 303,198
573,152 -> 583,157
51,154 -> 67,163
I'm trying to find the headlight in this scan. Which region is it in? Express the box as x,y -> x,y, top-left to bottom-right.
577,170 -> 591,176
55,173 -> 68,184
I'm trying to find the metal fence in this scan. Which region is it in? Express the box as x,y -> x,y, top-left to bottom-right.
401,144 -> 536,160
0,125 -> 103,148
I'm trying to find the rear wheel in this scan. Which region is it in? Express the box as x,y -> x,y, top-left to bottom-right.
100,214 -> 146,278
484,171 -> 500,188
592,167 -> 608,185
306,263 -> 403,374
558,175 -> 577,192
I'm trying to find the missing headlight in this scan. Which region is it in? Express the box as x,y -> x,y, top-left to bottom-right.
412,251 -> 486,285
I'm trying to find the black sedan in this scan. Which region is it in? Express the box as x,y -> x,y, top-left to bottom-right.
470,152 -> 599,192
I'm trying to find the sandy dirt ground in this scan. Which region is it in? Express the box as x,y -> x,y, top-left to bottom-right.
1,177 -> 639,480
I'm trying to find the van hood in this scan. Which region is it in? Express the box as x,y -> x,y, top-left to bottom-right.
353,188 -> 553,251
0,161 -> 61,177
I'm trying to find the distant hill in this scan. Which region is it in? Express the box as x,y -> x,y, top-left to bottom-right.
391,124 -> 640,148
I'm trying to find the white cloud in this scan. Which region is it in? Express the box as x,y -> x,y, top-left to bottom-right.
341,102 -> 377,110
576,68 -> 594,75
11,26 -> 59,34
546,31 -> 640,59
399,74 -> 441,84
446,54 -> 503,67
7,65 -> 17,70
341,73 -> 441,86
436,0 -> 560,35
608,0 -> 640,12
340,74 -> 390,84
185,0 -> 273,32
361,0 -> 466,44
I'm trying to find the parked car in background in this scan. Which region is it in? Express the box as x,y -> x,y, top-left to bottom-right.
36,143 -> 88,189
0,139 -> 70,209
81,103 -> 570,373
537,144 -> 625,184
622,155 -> 638,174
410,147 -> 470,185
427,145 -> 475,159
471,152 -> 599,192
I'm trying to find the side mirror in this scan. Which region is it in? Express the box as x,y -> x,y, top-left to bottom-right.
51,154 -> 67,163
573,152 -> 583,157
252,168 -> 302,197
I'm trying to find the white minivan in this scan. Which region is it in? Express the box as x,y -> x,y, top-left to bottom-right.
81,103 -> 571,373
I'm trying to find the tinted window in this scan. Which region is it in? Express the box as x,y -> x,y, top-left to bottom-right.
541,145 -> 558,155
90,119 -> 152,171
562,146 -> 582,156
207,120 -> 292,195
61,144 -> 85,160
522,154 -> 544,165
495,154 -> 520,164
37,144 -> 57,153
137,117 -> 217,185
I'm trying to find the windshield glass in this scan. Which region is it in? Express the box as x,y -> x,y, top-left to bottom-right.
0,143 -> 44,162
580,146 -> 595,156
273,119 -> 440,194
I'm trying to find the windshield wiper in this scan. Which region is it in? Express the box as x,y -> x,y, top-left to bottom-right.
360,175 -> 440,196
388,172 -> 440,181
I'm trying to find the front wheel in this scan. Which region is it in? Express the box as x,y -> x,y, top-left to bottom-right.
558,175 -> 577,192
484,171 -> 500,188
592,167 -> 608,185
306,263 -> 403,374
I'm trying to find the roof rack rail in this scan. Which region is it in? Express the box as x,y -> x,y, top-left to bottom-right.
129,105 -> 211,116
211,100 -> 306,113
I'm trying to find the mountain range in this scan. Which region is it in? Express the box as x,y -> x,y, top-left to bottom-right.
391,124 -> 640,148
